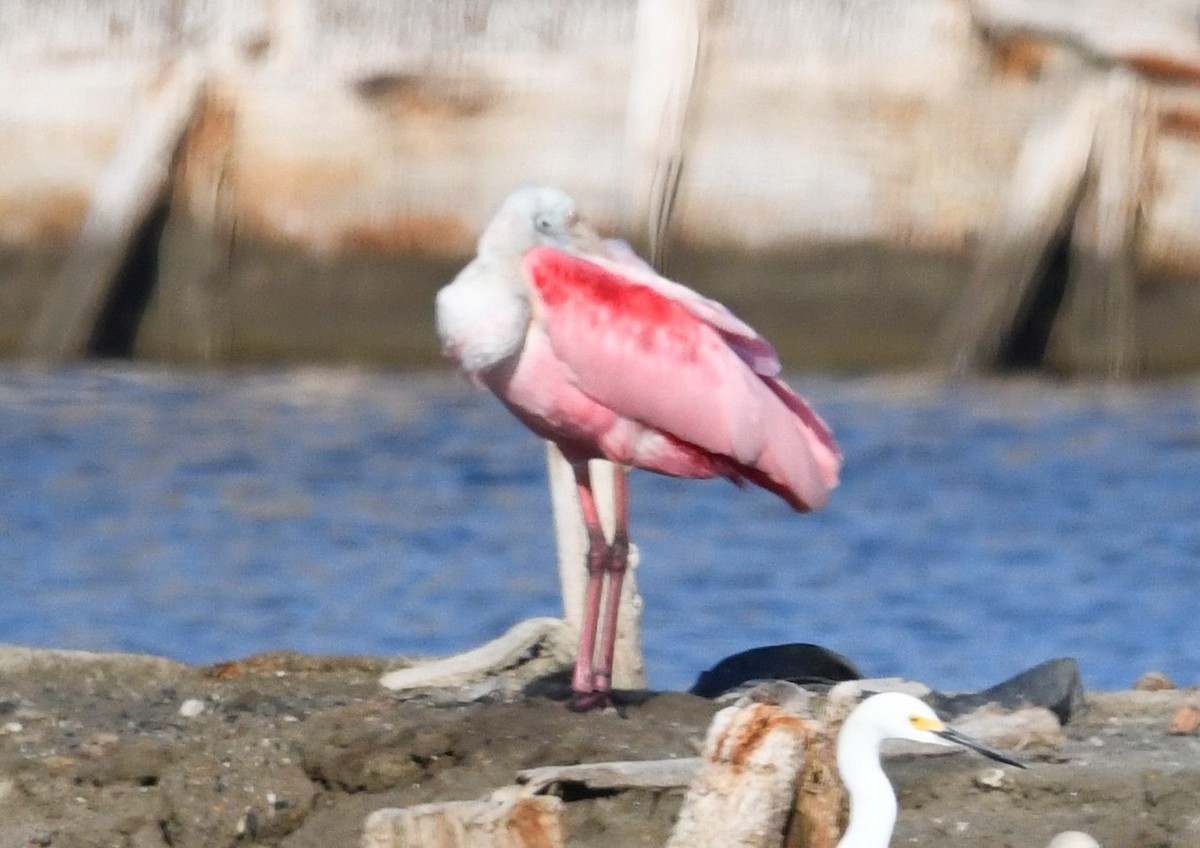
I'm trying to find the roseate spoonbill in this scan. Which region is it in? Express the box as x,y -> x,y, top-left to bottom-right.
836,692 -> 1025,848
435,186 -> 841,710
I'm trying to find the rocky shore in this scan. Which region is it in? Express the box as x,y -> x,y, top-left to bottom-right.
0,646 -> 1198,847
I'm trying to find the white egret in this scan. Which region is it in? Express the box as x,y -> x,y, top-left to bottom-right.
836,691 -> 1026,848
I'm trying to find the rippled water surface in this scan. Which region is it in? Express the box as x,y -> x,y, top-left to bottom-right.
2,365 -> 1198,693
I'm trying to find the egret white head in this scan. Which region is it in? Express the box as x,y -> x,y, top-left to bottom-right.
836,691 -> 1025,848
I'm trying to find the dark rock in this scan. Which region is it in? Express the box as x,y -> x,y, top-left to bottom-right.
932,657 -> 1086,724
688,643 -> 863,698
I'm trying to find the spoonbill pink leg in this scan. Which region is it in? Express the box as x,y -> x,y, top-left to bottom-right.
566,463 -> 631,711
592,466 -> 630,697
568,462 -> 611,710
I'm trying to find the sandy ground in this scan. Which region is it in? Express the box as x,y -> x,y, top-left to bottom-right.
0,647 -> 1198,848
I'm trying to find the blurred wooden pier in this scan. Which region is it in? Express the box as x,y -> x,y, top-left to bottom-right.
2,0 -> 1199,374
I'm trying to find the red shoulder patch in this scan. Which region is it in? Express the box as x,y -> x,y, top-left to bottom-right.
522,247 -> 687,330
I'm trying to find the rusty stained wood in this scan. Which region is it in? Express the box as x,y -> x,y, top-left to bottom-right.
666,683 -> 818,848
362,790 -> 564,848
968,0 -> 1200,83
784,688 -> 859,848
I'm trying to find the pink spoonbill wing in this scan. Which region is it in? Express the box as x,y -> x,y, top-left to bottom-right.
522,246 -> 840,510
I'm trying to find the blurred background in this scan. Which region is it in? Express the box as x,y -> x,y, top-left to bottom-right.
1,0 -> 1198,692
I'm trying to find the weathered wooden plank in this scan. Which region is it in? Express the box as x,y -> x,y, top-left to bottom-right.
518,757 -> 700,794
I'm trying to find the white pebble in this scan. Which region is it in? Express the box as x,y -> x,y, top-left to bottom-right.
3,721 -> 23,733
179,698 -> 206,718
1046,832 -> 1101,848
974,767 -> 1008,789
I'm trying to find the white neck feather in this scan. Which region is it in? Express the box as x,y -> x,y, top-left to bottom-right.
836,724 -> 898,848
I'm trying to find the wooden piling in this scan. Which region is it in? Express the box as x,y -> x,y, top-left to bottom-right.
22,57 -> 206,360
784,687 -> 860,848
139,83 -> 238,362
621,0 -> 709,268
935,82 -> 1104,375
546,446 -> 646,691
666,683 -> 816,848
1047,70 -> 1153,376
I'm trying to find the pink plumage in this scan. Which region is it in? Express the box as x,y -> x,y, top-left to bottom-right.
436,186 -> 841,709
521,246 -> 839,510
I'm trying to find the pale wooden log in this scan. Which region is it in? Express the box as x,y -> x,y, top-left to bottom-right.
666,684 -> 816,848
517,757 -> 701,795
1049,70 -> 1153,376
936,81 -> 1104,374
622,0 -> 708,267
545,445 -> 646,690
22,56 -> 206,360
362,788 -> 564,848
378,617 -> 573,692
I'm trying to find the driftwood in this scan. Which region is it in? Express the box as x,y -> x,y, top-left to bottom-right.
362,789 -> 563,848
379,617 -> 573,693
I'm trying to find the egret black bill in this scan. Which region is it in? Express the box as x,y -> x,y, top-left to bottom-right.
934,726 -> 1027,769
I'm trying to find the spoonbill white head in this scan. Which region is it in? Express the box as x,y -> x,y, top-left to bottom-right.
476,185 -> 600,259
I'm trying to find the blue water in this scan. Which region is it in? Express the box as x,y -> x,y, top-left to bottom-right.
1,365 -> 1197,693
